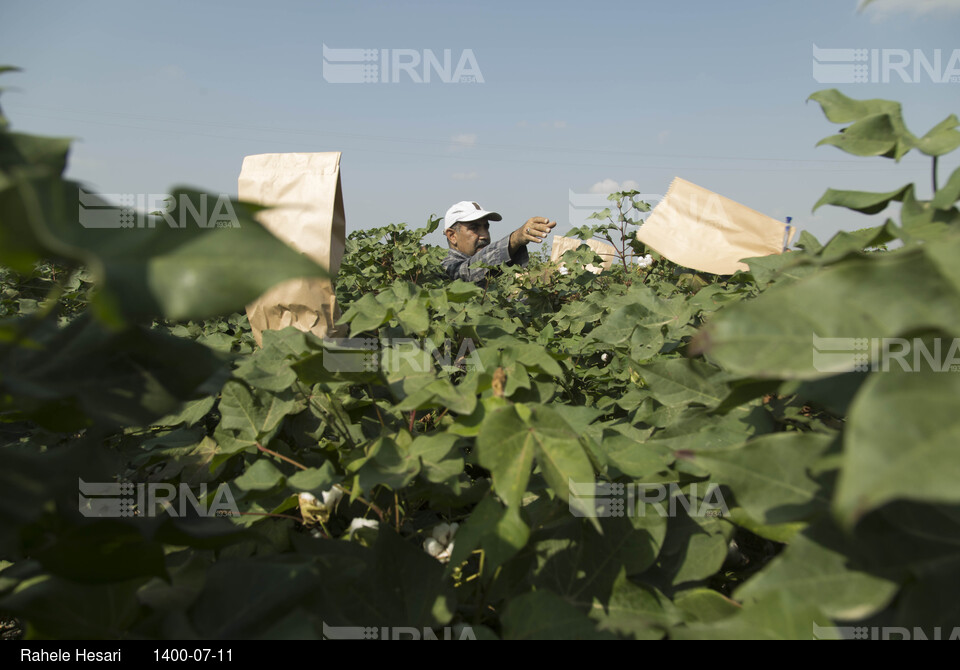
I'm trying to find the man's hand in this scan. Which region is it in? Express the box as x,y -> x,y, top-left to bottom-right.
509,217 -> 557,255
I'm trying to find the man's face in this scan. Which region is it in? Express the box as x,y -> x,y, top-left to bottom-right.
446,218 -> 491,257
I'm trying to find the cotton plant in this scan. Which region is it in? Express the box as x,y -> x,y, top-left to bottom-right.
557,262 -> 603,276
423,522 -> 459,564
636,254 -> 654,269
298,487 -> 343,526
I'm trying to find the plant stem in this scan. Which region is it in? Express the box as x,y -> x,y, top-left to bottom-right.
257,442 -> 308,470
932,156 -> 939,195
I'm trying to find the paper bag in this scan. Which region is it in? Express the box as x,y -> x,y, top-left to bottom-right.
550,237 -> 618,274
239,152 -> 346,346
636,177 -> 790,275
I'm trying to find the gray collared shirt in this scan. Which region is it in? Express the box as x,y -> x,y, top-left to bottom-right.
442,235 -> 530,283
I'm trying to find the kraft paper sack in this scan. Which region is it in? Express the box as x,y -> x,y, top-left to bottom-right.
239,152 -> 346,346
636,177 -> 794,275
550,237 -> 618,274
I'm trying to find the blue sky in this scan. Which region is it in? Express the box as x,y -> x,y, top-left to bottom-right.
2,0 -> 959,249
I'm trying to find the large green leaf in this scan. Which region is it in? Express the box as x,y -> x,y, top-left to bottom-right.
694,246 -> 960,379
590,568 -> 682,639
215,381 -> 298,454
1,177 -> 330,322
501,590 -> 616,640
0,314 -> 229,429
914,114 -> 960,157
835,367 -> 960,525
190,557 -> 320,639
476,403 -> 595,514
813,185 -> 911,215
734,522 -> 899,620
671,591 -> 837,640
684,432 -> 835,525
632,358 -> 727,408
809,89 -> 915,161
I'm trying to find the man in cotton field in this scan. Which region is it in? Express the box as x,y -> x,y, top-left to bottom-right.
441,200 -> 557,283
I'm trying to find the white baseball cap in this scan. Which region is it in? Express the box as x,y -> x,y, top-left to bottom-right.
443,201 -> 502,230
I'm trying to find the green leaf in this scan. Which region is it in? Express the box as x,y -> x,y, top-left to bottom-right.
446,495 -> 529,575
671,590 -> 837,640
809,89 -> 915,160
216,381 -> 297,453
353,435 -> 422,492
155,396 -> 216,427
813,185 -> 911,215
914,114 -> 960,157
0,576 -> 144,639
835,366 -> 960,525
684,432 -> 835,525
673,588 -> 742,624
286,462 -> 340,495
0,314 -> 229,429
815,114 -> 898,158
3,180 -> 330,322
654,509 -> 732,586
694,247 -> 960,379
524,405 -> 596,511
590,568 -> 682,639
234,459 -> 285,492
931,166 -> 960,210
190,557 -> 319,639
632,358 -> 726,408
501,590 -> 616,640
476,405 -> 536,509
734,522 -> 898,620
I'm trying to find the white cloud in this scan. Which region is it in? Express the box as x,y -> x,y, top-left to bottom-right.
452,171 -> 478,180
860,0 -> 960,19
657,130 -> 671,145
589,179 -> 641,194
449,133 -> 477,150
549,120 -> 567,129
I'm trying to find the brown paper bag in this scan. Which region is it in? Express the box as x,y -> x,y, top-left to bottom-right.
636,177 -> 789,275
239,152 -> 347,346
550,237 -> 618,274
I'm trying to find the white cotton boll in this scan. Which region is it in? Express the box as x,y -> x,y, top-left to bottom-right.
299,492 -> 318,506
558,265 -> 569,276
346,517 -> 379,539
441,540 -> 454,564
425,522 -> 459,563
432,522 -> 459,546
424,537 -> 444,558
321,487 -> 343,509
601,353 -> 610,362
